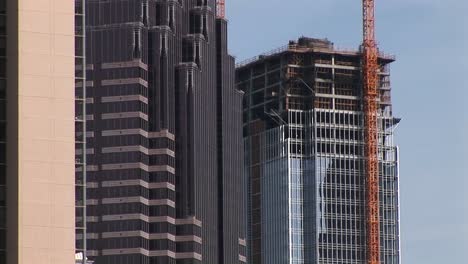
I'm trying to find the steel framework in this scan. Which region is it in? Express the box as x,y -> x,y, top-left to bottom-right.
362,0 -> 380,263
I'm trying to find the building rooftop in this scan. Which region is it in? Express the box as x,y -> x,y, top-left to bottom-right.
236,36 -> 395,68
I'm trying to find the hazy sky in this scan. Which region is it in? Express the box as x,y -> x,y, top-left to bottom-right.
226,0 -> 467,263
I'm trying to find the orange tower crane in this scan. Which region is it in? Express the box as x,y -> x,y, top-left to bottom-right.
362,0 -> 380,263
216,0 -> 225,19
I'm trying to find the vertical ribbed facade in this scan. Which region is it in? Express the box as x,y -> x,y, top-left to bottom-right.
238,37 -> 400,264
216,18 -> 247,263
0,1 -> 6,261
82,1 -> 245,263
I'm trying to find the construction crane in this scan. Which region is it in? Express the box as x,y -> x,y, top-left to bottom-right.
216,0 -> 225,19
362,0 -> 380,263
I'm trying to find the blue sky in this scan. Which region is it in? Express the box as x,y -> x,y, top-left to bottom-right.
226,0 -> 467,263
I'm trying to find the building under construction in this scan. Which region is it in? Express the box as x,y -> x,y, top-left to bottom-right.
237,37 -> 400,263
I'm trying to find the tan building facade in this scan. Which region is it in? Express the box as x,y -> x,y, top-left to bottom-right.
6,1 -> 76,263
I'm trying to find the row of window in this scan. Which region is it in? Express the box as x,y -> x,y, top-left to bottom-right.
95,101 -> 149,115
318,248 -> 366,261
88,152 -> 175,168
92,254 -> 202,264
91,133 -> 175,151
87,170 -> 175,184
86,220 -> 201,238
88,203 -> 175,217
88,236 -> 200,253
89,186 -> 176,201
98,68 -> 148,82
89,84 -> 148,98
98,117 -> 149,130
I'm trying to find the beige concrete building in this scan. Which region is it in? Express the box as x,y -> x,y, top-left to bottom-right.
5,0 -> 77,263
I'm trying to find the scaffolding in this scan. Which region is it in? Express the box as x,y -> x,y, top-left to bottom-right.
75,0 -> 87,263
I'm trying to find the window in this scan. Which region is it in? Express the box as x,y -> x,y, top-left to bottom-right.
0,165 -> 5,184
168,6 -> 175,30
0,207 -> 5,229
0,187 -> 4,206
0,16 -> 5,35
0,37 -> 5,56
0,79 -> 5,99
0,231 -> 5,252
133,30 -> 141,58
0,1 -> 5,14
155,4 -> 162,25
0,58 -> 5,78
0,144 -> 5,163
0,123 -> 4,142
142,1 -> 148,25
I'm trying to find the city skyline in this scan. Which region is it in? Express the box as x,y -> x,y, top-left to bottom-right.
1,0 -> 465,263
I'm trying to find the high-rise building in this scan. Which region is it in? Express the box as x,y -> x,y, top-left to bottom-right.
4,0 -> 78,263
237,37 -> 400,264
82,1 -> 246,263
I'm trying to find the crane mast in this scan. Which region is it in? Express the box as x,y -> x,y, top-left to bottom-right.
362,0 -> 380,263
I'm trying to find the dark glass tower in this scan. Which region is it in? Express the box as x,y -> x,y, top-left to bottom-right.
82,1 -> 246,263
237,37 -> 400,264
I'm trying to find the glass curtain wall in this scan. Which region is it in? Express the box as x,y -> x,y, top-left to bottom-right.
245,109 -> 400,264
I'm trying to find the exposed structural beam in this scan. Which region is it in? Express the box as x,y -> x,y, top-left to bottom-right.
362,0 -> 380,264
216,0 -> 225,19
294,77 -> 316,94
264,109 -> 287,126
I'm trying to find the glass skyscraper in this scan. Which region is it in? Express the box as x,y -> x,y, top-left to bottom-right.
237,37 -> 401,264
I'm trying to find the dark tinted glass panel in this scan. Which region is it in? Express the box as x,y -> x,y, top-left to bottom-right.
0,102 -> 4,122
0,165 -> 5,184
0,144 -> 4,163
0,186 -> 4,206
0,37 -> 4,56
0,229 -> 4,248
0,58 -> 5,78
0,122 -> 4,141
0,79 -> 5,98
0,207 -> 4,228
0,207 -> 6,229
0,16 -> 4,35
